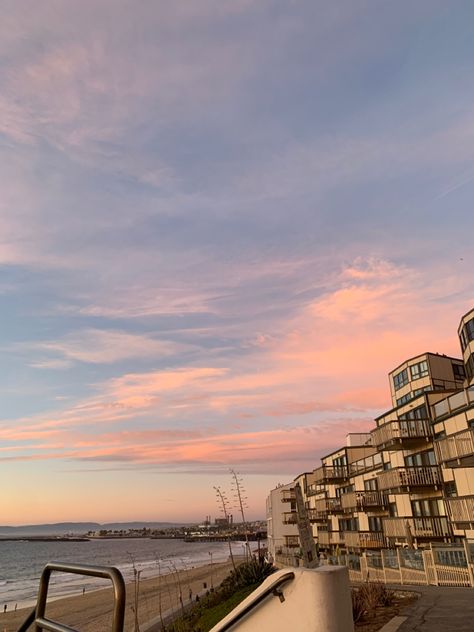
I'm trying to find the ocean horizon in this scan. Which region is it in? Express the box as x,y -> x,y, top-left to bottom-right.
0,537 -> 249,609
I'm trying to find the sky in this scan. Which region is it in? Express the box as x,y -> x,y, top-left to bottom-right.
1,1 -> 474,525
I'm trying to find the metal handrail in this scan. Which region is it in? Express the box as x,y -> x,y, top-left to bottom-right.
211,571 -> 295,632
17,562 -> 126,632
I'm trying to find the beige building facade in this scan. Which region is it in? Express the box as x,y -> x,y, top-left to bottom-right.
267,308 -> 474,562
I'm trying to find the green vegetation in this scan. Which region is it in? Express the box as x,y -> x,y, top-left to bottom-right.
166,558 -> 276,632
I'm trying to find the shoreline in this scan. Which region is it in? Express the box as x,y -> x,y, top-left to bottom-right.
0,559 -> 238,632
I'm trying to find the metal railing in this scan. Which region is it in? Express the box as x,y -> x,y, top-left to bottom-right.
372,418 -> 431,449
435,427 -> 474,463
377,466 -> 441,491
210,571 -> 295,632
382,516 -> 451,539
18,562 -> 125,632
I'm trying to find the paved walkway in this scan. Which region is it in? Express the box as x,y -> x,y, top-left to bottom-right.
390,584 -> 474,631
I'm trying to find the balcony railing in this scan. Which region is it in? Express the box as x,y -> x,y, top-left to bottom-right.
343,531 -> 386,549
382,516 -> 451,539
435,428 -> 474,465
313,466 -> 348,484
371,418 -> 431,450
377,466 -> 441,491
317,530 -> 344,547
282,512 -> 298,524
280,490 -> 296,503
308,497 -> 343,521
445,496 -> 474,525
341,490 -> 388,512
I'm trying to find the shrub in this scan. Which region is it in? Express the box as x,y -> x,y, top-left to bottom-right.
351,589 -> 365,623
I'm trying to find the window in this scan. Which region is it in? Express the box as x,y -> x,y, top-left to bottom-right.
368,516 -> 383,532
466,352 -> 474,382
333,455 -> 347,468
399,405 -> 427,420
411,498 -> 444,517
393,368 -> 409,391
339,517 -> 359,532
364,478 -> 378,491
444,481 -> 457,498
460,317 -> 474,351
453,363 -> 465,380
410,360 -> 429,380
388,502 -> 398,517
396,393 -> 412,406
405,449 -> 436,467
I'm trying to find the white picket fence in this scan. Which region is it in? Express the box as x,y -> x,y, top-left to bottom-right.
322,542 -> 474,588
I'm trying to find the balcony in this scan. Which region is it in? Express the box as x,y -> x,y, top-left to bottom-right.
308,498 -> 343,522
343,531 -> 386,549
313,466 -> 348,484
341,490 -> 388,513
372,418 -> 431,450
445,496 -> 474,526
280,489 -> 296,503
435,428 -> 474,467
317,530 -> 344,547
377,466 -> 441,492
382,516 -> 451,539
282,511 -> 298,525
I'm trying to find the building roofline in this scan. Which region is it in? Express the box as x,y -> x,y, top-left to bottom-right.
389,351 -> 463,376
458,306 -> 474,333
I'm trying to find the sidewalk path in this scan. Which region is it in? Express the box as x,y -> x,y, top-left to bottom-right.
393,585 -> 474,631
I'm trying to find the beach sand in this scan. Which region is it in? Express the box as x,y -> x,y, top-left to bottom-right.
0,560 -> 236,632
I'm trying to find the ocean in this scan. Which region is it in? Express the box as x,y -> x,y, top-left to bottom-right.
0,538 -> 243,609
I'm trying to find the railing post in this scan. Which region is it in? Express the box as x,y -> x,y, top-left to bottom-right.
397,548 -> 404,585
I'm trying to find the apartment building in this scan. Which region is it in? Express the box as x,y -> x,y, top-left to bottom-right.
266,308 -> 474,561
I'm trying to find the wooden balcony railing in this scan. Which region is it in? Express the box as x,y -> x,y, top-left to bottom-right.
280,490 -> 295,503
435,428 -> 474,464
308,498 -> 343,521
445,496 -> 474,524
317,530 -> 344,546
377,466 -> 441,491
313,466 -> 348,484
341,490 -> 387,512
382,516 -> 451,539
371,418 -> 431,450
343,531 -> 386,549
282,512 -> 298,524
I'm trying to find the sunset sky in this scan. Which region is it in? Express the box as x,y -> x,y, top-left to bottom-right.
1,1 -> 474,524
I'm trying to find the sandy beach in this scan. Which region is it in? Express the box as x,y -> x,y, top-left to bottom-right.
1,560 -> 236,632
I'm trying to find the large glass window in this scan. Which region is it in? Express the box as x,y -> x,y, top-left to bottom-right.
466,352 -> 474,382
410,360 -> 429,380
364,478 -> 378,491
393,368 -> 409,391
460,317 -> 474,351
405,449 -> 436,467
453,363 -> 465,380
411,498 -> 444,517
368,516 -> 383,531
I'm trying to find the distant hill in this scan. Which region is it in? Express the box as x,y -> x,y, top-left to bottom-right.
0,522 -> 187,536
